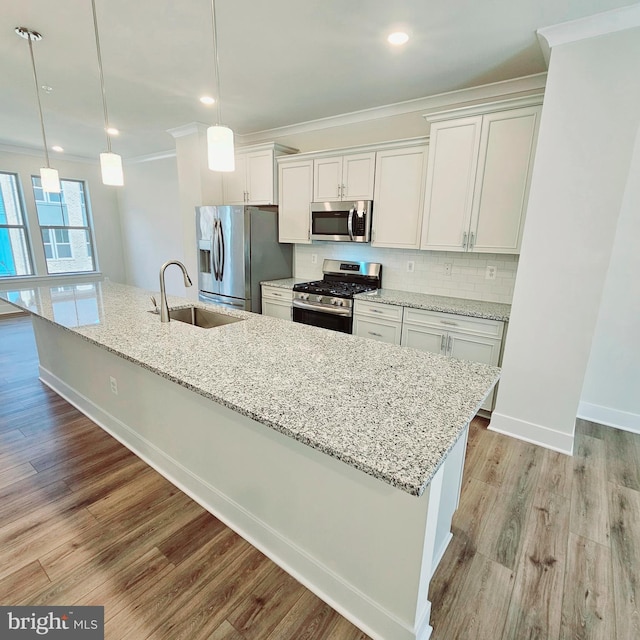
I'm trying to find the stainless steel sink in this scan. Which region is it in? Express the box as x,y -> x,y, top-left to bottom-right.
163,306 -> 245,329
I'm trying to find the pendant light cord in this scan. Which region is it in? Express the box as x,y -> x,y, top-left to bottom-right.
25,32 -> 51,168
211,0 -> 223,126
91,0 -> 112,153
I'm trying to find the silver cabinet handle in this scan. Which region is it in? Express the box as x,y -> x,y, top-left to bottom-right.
447,335 -> 453,354
441,320 -> 458,326
462,231 -> 468,249
368,331 -> 382,337
440,334 -> 446,352
272,292 -> 282,297
369,308 -> 383,314
469,231 -> 475,249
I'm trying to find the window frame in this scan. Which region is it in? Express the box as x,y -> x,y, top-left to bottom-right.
31,175 -> 98,276
0,170 -> 35,278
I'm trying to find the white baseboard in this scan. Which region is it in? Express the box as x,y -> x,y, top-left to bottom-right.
488,412 -> 574,455
39,365 -> 428,640
578,401 -> 640,434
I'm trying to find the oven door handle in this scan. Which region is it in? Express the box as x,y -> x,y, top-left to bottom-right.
292,299 -> 352,317
347,206 -> 355,241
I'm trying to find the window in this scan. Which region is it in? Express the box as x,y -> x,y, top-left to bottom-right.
0,172 -> 33,277
32,177 -> 96,274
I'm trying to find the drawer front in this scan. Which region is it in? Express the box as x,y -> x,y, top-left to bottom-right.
353,300 -> 404,322
403,307 -> 503,339
353,316 -> 402,345
262,286 -> 293,302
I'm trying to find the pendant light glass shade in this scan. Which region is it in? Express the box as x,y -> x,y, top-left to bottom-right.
207,125 -> 235,172
100,152 -> 124,186
40,167 -> 61,193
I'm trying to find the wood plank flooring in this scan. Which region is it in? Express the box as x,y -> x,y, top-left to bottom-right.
1,314 -> 639,639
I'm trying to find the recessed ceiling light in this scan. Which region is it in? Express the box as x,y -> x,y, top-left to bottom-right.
52,145 -> 64,152
106,127 -> 119,136
200,96 -> 216,106
41,85 -> 53,94
387,32 -> 409,46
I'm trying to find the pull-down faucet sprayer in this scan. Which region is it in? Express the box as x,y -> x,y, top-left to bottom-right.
159,260 -> 192,322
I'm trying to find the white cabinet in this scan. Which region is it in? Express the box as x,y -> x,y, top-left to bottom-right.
278,158 -> 313,244
223,143 -> 298,206
261,285 -> 293,321
353,300 -> 403,345
401,308 -> 504,411
421,101 -> 541,254
372,144 -> 428,249
313,153 -> 375,202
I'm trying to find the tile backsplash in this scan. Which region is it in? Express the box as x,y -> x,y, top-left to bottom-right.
294,244 -> 518,304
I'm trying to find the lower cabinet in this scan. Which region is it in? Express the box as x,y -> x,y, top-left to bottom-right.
261,286 -> 293,321
353,300 -> 403,345
401,308 -> 504,411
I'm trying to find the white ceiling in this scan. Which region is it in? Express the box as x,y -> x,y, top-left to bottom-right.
0,0 -> 633,160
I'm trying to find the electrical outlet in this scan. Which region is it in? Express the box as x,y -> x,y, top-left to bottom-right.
109,376 -> 118,395
311,253 -> 318,265
406,261 -> 415,273
444,263 -> 452,276
486,265 -> 497,280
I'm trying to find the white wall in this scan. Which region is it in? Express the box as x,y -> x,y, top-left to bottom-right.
295,244 -> 517,304
579,126 -> 640,433
0,149 -> 125,314
490,26 -> 640,452
117,155 -> 186,296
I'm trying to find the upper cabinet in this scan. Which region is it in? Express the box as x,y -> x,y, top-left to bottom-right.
313,152 -> 375,201
372,143 -> 428,249
222,143 -> 298,206
420,98 -> 542,254
278,158 -> 313,244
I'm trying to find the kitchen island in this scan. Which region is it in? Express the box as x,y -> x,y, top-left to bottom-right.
0,278 -> 499,640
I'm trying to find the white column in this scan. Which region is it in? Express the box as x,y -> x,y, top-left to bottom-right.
490,9 -> 640,453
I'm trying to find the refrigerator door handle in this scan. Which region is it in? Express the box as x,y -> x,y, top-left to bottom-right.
212,219 -> 220,281
218,220 -> 225,281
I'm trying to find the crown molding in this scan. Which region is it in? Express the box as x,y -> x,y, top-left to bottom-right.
0,143 -> 96,165
537,4 -> 640,64
167,122 -> 210,139
424,94 -> 544,123
238,73 -> 547,145
125,150 -> 177,164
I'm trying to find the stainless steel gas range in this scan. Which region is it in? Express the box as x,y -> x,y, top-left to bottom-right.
292,259 -> 382,334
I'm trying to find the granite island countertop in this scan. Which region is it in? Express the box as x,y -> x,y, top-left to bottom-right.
0,278 -> 500,496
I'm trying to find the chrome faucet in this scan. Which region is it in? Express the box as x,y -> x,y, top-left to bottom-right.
159,260 -> 192,322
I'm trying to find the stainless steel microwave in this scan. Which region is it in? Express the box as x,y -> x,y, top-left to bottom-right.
310,200 -> 373,242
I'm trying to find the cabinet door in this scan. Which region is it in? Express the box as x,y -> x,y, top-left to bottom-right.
313,157 -> 342,201
401,324 -> 446,354
342,153 -> 376,200
223,154 -> 247,204
353,316 -> 402,345
469,106 -> 541,253
278,160 -> 313,243
246,150 -> 276,204
420,116 -> 482,252
372,146 -> 428,249
262,299 -> 292,321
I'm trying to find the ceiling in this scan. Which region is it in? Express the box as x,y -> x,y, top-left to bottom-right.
0,0 -> 633,161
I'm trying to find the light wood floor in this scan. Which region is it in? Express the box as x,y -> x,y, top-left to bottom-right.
1,314 -> 638,639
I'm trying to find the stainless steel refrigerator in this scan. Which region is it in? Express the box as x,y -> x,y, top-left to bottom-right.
196,205 -> 292,313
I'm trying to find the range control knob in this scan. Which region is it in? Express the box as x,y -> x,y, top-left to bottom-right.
316,295 -> 324,303
300,293 -> 309,300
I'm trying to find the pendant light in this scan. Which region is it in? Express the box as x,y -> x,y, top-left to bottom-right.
16,27 -> 61,194
207,0 -> 235,172
91,0 -> 124,186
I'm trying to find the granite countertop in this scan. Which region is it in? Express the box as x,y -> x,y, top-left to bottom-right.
261,277 -> 309,289
0,278 -> 500,497
259,279 -> 510,321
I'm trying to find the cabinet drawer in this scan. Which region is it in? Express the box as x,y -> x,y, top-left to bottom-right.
262,286 -> 293,302
403,308 -> 504,339
353,316 -> 402,345
353,300 -> 403,322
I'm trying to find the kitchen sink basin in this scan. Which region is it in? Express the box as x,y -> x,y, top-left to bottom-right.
163,306 -> 245,329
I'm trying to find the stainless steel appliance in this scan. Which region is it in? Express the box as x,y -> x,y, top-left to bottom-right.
196,205 -> 292,312
292,259 -> 382,333
310,200 -> 373,242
